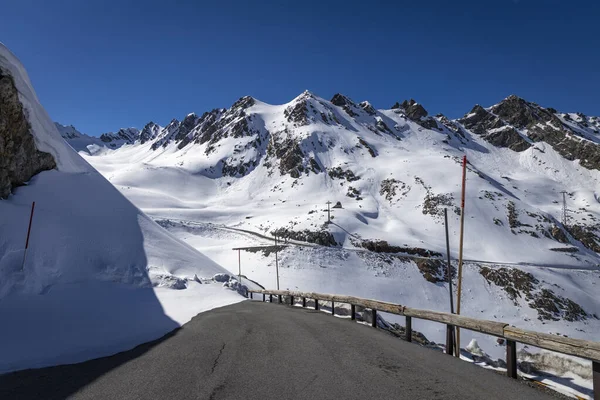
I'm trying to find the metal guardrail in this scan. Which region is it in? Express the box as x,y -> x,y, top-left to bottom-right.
248,289 -> 600,399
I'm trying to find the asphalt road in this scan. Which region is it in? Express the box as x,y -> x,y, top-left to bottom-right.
0,301 -> 557,400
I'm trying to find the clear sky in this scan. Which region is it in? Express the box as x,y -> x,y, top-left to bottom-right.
1,0 -> 599,136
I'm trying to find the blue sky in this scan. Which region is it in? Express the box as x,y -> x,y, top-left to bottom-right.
1,0 -> 599,136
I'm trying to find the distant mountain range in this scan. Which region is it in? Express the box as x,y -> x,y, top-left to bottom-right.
57,91 -> 600,267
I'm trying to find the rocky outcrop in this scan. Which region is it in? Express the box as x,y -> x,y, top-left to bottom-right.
284,99 -> 309,126
0,69 -> 56,198
271,227 -> 337,246
566,224 -> 600,253
415,259 -> 455,283
359,101 -> 376,115
100,127 -> 140,147
392,99 -> 428,120
139,122 -> 160,144
356,239 -> 442,258
331,93 -> 359,117
459,105 -> 531,152
488,95 -> 600,169
391,99 -> 441,130
479,266 -> 588,321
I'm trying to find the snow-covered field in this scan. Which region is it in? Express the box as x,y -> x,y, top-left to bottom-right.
0,43 -> 248,373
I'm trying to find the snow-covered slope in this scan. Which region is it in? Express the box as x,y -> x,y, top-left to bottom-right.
0,43 -> 247,373
77,91 -> 600,267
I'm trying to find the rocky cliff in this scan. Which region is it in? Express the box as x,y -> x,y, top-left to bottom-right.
0,68 -> 55,198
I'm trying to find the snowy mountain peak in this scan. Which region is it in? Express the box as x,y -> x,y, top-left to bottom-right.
99,127 -> 141,148
391,99 -> 428,119
231,95 -> 255,110
55,122 -> 83,139
330,93 -> 355,107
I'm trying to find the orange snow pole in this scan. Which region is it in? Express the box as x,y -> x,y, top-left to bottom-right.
455,156 -> 467,357
21,201 -> 36,270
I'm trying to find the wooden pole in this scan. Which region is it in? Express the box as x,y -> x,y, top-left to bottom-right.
238,249 -> 241,281
444,208 -> 457,356
455,155 -> 467,357
326,201 -> 331,223
593,361 -> 599,400
21,201 -> 36,270
406,316 -> 412,342
507,340 -> 518,379
351,304 -> 356,320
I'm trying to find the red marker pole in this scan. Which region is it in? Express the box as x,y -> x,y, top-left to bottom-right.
21,201 -> 35,270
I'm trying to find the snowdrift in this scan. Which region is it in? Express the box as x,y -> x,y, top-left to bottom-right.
0,43 -> 245,373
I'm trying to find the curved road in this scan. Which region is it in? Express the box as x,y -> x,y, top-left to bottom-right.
0,301 -> 558,400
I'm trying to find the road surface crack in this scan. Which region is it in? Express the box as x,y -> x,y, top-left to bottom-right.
210,343 -> 226,374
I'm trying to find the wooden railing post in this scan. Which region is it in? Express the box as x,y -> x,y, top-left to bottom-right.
302,297 -> 306,307
371,309 -> 377,328
250,292 -> 253,299
331,301 -> 335,316
278,295 -> 282,304
351,304 -> 356,320
506,340 -> 517,379
593,361 -> 599,400
262,293 -> 265,302
315,299 -> 319,310
406,316 -> 412,342
290,295 -> 294,306
269,294 -> 273,303
445,325 -> 454,355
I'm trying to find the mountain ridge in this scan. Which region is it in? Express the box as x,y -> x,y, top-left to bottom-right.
60,90 -> 600,270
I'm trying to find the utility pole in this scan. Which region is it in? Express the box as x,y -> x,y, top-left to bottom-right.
274,235 -> 280,290
560,191 -> 568,226
326,201 -> 332,224
444,208 -> 456,356
455,155 -> 467,358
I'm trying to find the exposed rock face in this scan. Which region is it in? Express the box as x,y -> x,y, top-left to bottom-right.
481,95 -> 600,169
284,98 -> 309,126
271,227 -> 337,246
391,99 -> 440,130
459,105 -> 531,152
479,266 -> 588,322
0,69 -> 56,199
566,224 -> 600,253
415,259 -> 455,283
359,101 -> 376,115
398,99 -> 428,120
100,127 -> 140,147
331,93 -> 358,117
139,122 -> 160,144
269,137 -> 305,178
356,239 -> 442,258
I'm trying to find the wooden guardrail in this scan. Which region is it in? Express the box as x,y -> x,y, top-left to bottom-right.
248,289 -> 600,399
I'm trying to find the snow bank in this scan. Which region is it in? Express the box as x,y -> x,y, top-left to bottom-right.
0,43 -> 246,373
